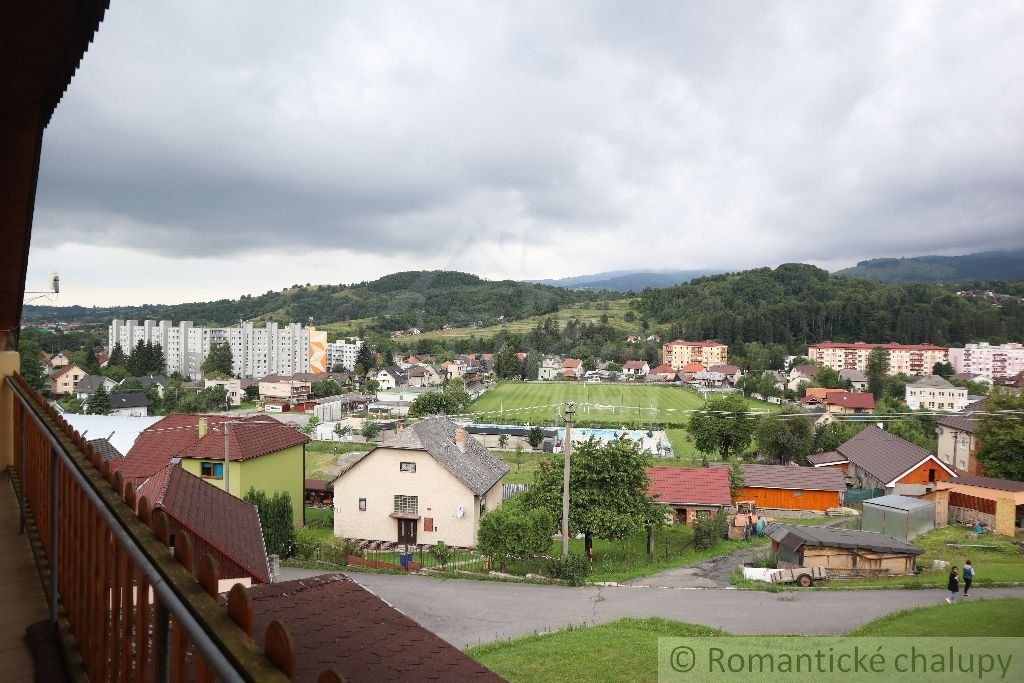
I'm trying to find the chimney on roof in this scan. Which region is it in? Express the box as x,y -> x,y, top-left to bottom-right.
455,427 -> 466,450
199,417 -> 208,438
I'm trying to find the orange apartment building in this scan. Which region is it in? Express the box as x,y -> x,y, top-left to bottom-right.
662,340 -> 728,370
807,341 -> 948,376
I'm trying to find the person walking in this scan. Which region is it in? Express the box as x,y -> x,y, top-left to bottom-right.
947,566 -> 960,603
963,560 -> 974,597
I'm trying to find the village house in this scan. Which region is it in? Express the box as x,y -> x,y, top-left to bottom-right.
49,363 -> 86,396
116,414 -> 308,524
936,399 -> 985,474
714,463 -> 846,511
331,417 -> 508,549
787,364 -> 820,392
538,356 -> 564,381
109,392 -> 150,417
442,358 -> 467,380
646,363 -> 677,382
820,390 -> 875,414
935,475 -> 1024,537
646,467 -> 734,525
809,426 -> 957,495
676,362 -> 705,382
561,358 -> 584,379
767,524 -> 923,577
48,351 -> 71,368
839,369 -> 869,391
205,377 -> 243,406
905,375 -> 969,412
74,373 -> 116,402
137,464 -> 271,585
662,339 -> 728,370
622,359 -> 650,377
708,363 -> 742,386
258,374 -> 312,402
373,366 -> 409,391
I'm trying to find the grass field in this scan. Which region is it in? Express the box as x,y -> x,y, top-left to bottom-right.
466,382 -> 778,429
416,299 -> 637,340
305,441 -> 372,478
469,601 -> 1024,681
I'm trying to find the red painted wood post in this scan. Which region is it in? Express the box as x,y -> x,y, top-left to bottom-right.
264,621 -> 297,681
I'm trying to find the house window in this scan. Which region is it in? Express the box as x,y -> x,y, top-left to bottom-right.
394,495 -> 418,515
200,462 -> 224,479
358,498 -> 367,511
399,462 -> 416,473
696,510 -> 710,519
793,490 -> 803,497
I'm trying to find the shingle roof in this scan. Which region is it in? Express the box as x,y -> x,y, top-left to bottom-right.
767,523 -> 924,555
709,364 -> 740,375
50,364 -> 80,380
937,399 -> 985,433
712,463 -> 846,492
940,475 -> 1024,493
118,415 -> 307,485
243,574 -> 501,682
137,465 -> 270,583
178,418 -> 308,462
372,416 -> 508,496
908,375 -> 957,389
75,374 -> 112,395
824,391 -> 875,410
835,426 -> 955,486
839,369 -> 868,383
791,364 -> 819,378
807,451 -> 846,466
646,467 -> 733,506
87,437 -> 123,462
623,360 -> 648,370
112,393 -> 150,409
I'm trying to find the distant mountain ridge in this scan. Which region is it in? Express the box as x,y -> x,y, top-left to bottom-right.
530,269 -> 724,292
835,249 -> 1024,283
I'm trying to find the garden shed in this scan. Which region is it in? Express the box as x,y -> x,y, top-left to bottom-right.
861,495 -> 934,541
766,523 -> 923,577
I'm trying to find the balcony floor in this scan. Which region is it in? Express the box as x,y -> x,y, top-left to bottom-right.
0,470 -> 47,682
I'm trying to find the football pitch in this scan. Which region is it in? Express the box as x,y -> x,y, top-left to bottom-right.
464,382 -> 777,428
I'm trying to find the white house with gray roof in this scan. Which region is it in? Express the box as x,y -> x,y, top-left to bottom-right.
330,416 -> 509,549
905,375 -> 968,412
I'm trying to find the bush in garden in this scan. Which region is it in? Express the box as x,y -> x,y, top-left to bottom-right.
430,541 -> 453,569
693,510 -> 729,550
319,536 -> 350,565
547,553 -> 591,586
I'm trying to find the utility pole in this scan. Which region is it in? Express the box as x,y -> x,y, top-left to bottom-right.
561,402 -> 575,557
224,422 -> 231,494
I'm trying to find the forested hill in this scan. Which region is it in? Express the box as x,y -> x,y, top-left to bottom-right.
23,271 -> 619,331
835,249 -> 1024,283
636,264 -> 1024,349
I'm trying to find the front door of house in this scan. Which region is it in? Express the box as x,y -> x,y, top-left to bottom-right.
398,518 -> 417,545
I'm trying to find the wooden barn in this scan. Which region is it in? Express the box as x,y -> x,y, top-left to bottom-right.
767,523 -> 923,577
646,467 -> 734,525
714,463 -> 846,511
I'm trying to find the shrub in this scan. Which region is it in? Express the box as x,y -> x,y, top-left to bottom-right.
748,553 -> 778,569
244,488 -> 295,558
320,537 -> 350,565
293,527 -> 323,561
477,500 -> 554,571
693,510 -> 729,550
547,553 -> 591,586
430,541 -> 452,569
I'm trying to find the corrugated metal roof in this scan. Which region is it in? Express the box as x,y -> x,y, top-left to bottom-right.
862,495 -> 933,511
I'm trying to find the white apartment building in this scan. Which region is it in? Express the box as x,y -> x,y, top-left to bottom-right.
948,342 -> 1024,380
327,338 -> 364,371
807,341 -> 948,376
905,375 -> 969,412
108,319 -> 311,379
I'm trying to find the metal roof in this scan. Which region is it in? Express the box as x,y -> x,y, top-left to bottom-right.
766,523 -> 924,555
862,494 -> 933,511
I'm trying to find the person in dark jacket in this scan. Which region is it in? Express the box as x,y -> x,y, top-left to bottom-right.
963,560 -> 974,597
946,566 -> 960,603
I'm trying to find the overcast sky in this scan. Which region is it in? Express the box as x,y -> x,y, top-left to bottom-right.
27,1 -> 1024,306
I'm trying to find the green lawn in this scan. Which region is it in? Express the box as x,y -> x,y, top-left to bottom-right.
417,300 -> 637,341
494,450 -> 551,484
468,619 -> 726,683
467,382 -> 777,428
305,441 -> 372,478
848,597 -> 1024,636
469,601 -> 1024,681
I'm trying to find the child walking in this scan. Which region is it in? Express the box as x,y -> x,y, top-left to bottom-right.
963,560 -> 974,597
946,566 -> 960,603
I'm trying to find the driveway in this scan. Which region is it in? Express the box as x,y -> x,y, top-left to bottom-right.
623,545 -> 766,588
342,573 -> 1024,648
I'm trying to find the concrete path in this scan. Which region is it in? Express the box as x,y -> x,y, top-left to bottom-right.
345,573 -> 1024,648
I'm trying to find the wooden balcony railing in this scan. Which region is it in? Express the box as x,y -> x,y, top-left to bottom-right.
6,373 -> 343,682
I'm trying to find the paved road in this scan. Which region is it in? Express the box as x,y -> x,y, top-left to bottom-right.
624,545 -> 766,588
340,573 -> 1024,648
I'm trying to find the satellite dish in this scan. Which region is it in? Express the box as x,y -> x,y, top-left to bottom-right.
456,506 -> 465,518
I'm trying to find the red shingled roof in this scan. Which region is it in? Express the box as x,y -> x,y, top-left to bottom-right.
824,390 -> 875,409
244,574 -> 502,682
137,465 -> 270,583
646,467 -> 733,506
562,358 -> 582,368
809,341 -> 947,351
680,363 -> 705,373
118,414 -> 307,485
665,340 -> 726,347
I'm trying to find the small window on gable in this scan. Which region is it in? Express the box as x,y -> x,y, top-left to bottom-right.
400,462 -> 416,473
358,498 -> 367,511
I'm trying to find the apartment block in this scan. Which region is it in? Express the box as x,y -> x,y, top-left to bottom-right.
327,338 -> 364,371
905,375 -> 969,412
948,342 -> 1024,380
109,319 -> 314,379
662,340 -> 728,370
807,341 -> 948,376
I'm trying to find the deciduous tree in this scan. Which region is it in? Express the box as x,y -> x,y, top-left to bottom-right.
688,394 -> 756,461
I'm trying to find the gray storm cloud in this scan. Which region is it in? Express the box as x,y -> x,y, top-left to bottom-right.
33,0 -> 1024,266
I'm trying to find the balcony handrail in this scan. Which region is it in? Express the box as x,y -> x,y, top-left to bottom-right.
5,374 -> 294,682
